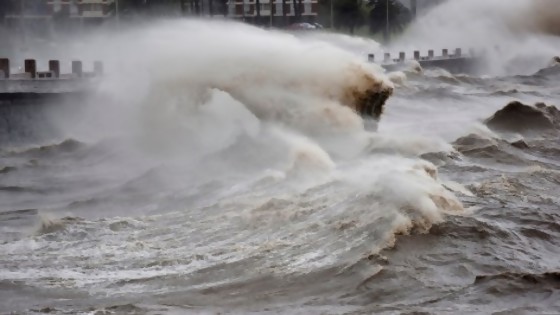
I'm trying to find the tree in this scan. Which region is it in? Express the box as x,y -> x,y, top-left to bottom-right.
180,0 -> 187,15
208,0 -> 214,16
256,0 -> 261,23
367,0 -> 411,41
52,2 -> 71,21
221,0 -> 228,16
0,2 -> 9,19
114,0 -> 151,16
270,0 -> 274,25
334,0 -> 365,34
291,0 -> 297,22
282,0 -> 287,25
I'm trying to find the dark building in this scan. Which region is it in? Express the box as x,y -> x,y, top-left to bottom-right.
2,0 -> 117,38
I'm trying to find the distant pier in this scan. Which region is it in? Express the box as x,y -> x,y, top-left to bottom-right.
368,48 -> 483,74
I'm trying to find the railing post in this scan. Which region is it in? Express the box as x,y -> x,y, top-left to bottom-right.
0,58 -> 9,78
93,61 -> 103,76
72,60 -> 83,78
442,49 -> 449,57
455,48 -> 462,57
49,60 -> 60,78
368,54 -> 375,62
413,51 -> 420,60
428,50 -> 434,59
399,52 -> 405,62
384,53 -> 391,62
25,59 -> 37,79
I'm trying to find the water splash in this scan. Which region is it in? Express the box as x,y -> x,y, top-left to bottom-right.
393,0 -> 560,75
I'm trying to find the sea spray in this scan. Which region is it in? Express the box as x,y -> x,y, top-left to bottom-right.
392,0 -> 560,75
54,20 -> 393,141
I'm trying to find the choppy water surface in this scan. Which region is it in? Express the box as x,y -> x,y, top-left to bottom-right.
2,1 -> 560,314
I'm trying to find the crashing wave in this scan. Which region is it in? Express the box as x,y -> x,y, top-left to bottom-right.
97,20 -> 396,138
35,216 -> 82,235
212,63 -> 394,123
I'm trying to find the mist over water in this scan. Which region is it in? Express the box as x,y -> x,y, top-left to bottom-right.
392,0 -> 560,75
1,0 -> 560,314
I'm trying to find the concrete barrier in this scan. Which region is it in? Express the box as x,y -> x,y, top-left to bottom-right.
49,60 -> 60,78
384,53 -> 391,62
0,58 -> 9,79
0,59 -> 102,82
25,59 -> 37,79
0,59 -> 103,106
72,60 -> 83,78
369,48 -> 483,74
94,61 -> 103,75
428,50 -> 434,59
0,58 -> 104,143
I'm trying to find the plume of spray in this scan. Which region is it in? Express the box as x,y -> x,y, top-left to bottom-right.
66,20 -> 393,138
31,18 -> 401,166
520,0 -> 560,36
296,31 -> 384,57
392,0 -> 560,75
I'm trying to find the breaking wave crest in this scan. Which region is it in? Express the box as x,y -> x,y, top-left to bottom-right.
81,20 -> 394,135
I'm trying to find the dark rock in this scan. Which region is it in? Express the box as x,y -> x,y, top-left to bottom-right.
510,138 -> 529,149
485,101 -> 558,132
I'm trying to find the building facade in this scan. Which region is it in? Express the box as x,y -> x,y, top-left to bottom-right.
3,0 -> 115,20
2,0 -> 318,31
3,0 -> 116,35
227,0 -> 318,24
46,0 -> 115,19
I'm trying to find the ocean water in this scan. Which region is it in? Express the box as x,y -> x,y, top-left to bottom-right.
1,0 -> 560,314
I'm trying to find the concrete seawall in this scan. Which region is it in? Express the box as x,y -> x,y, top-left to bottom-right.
0,59 -> 101,145
0,59 -> 100,104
